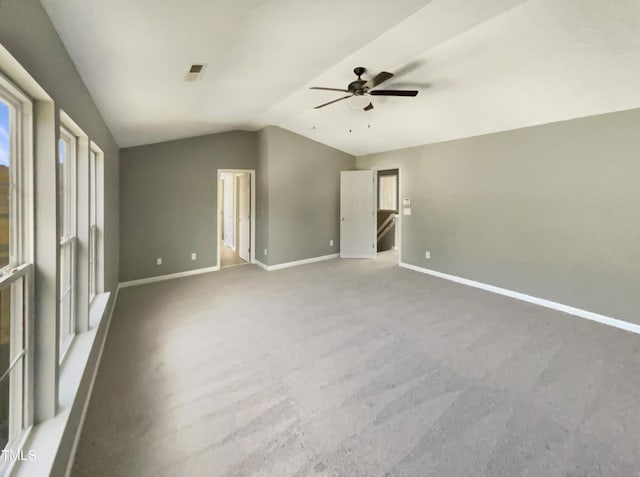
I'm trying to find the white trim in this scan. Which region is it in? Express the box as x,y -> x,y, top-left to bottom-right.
119,266 -> 220,288
399,262 -> 640,335
63,289 -> 117,477
59,111 -> 85,139
2,42 -> 58,425
0,45 -> 51,102
88,142 -> 105,294
254,260 -> 269,271
89,142 -> 104,297
256,254 -> 339,271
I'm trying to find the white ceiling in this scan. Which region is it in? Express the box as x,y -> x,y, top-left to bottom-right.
42,0 -> 640,155
40,0 -> 430,147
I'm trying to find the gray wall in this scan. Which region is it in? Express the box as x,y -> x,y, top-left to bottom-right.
0,0 -> 120,475
0,0 -> 120,292
119,131 -> 258,281
256,129 -> 270,262
257,126 -> 355,266
358,109 -> 640,325
120,126 -> 354,278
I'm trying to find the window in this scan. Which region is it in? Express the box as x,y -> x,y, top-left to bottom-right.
0,76 -> 34,456
59,127 -> 77,359
89,148 -> 98,302
378,174 -> 398,210
0,101 -> 8,271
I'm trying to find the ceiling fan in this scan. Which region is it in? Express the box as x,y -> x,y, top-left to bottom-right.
310,66 -> 418,111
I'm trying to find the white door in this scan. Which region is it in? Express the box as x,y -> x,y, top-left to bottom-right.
222,173 -> 235,248
238,173 -> 251,261
340,170 -> 376,258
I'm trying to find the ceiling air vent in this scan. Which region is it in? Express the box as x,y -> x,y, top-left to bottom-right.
184,63 -> 207,82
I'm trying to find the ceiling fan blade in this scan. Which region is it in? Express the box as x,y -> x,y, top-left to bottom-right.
310,87 -> 349,93
370,90 -> 418,97
364,71 -> 393,90
364,103 -> 374,111
314,95 -> 352,109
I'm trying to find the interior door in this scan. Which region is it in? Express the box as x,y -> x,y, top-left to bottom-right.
220,180 -> 225,240
340,170 -> 376,258
222,173 -> 235,248
238,173 -> 251,262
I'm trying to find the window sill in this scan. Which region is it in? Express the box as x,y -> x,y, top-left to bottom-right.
10,291 -> 114,477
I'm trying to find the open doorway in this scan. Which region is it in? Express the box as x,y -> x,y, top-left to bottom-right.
376,168 -> 400,263
217,169 -> 255,269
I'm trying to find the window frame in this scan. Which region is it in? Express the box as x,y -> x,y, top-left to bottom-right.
58,125 -> 77,361
88,142 -> 104,302
0,73 -> 35,466
88,148 -> 97,303
58,126 -> 77,241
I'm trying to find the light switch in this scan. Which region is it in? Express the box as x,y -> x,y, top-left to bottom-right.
403,208 -> 412,216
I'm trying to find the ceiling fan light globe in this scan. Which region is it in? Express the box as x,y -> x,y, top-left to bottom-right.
347,95 -> 371,110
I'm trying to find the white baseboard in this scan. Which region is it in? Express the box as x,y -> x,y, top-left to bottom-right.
400,262 -> 640,335
119,266 -> 220,288
254,260 -> 269,271
64,288 -> 119,477
256,253 -> 339,271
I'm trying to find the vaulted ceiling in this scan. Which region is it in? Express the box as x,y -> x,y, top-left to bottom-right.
41,0 -> 640,155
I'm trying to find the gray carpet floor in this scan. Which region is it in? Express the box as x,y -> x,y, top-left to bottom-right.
73,253 -> 640,476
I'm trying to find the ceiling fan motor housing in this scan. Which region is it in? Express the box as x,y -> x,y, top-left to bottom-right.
350,67 -> 368,94
348,80 -> 367,95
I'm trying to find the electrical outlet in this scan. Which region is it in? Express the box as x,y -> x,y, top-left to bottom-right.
264,249 -> 268,256
191,252 -> 197,261
330,239 -> 334,247
156,258 -> 162,265
425,251 -> 430,259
